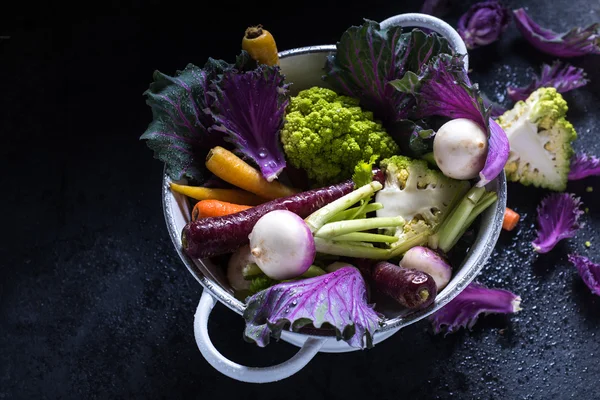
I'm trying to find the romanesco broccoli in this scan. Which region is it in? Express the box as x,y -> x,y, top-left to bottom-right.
375,155 -> 471,255
280,86 -> 399,184
497,87 -> 577,191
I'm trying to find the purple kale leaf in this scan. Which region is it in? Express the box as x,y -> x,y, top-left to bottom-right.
209,64 -> 290,182
568,254 -> 600,297
430,282 -> 522,336
513,8 -> 600,57
389,53 -> 510,186
243,266 -> 382,349
323,20 -> 452,125
569,153 -> 600,180
532,193 -> 584,253
458,0 -> 511,49
507,61 -> 589,102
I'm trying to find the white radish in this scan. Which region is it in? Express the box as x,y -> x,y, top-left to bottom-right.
433,118 -> 488,180
399,246 -> 452,291
248,210 -> 315,280
226,244 -> 255,291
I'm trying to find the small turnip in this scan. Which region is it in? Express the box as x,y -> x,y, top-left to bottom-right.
226,245 -> 255,291
399,246 -> 452,291
433,118 -> 488,180
248,210 -> 315,280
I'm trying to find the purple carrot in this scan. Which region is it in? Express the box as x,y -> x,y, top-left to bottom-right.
182,171 -> 384,258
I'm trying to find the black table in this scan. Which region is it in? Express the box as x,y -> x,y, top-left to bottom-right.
3,1 -> 599,398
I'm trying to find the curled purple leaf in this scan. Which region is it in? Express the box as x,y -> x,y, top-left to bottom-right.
513,8 -> 600,57
568,254 -> 600,296
210,64 -> 290,182
389,54 -> 510,186
507,61 -> 589,102
568,153 -> 600,180
243,266 -> 382,349
479,118 -> 511,187
532,193 -> 584,253
430,282 -> 522,335
323,20 -> 452,124
458,0 -> 511,49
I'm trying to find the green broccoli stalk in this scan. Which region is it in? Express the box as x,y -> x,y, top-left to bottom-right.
497,87 -> 577,191
280,87 -> 399,185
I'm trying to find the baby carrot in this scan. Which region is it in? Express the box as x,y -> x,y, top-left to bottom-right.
192,200 -> 252,220
502,207 -> 520,231
241,24 -> 279,66
205,146 -> 299,200
169,182 -> 266,206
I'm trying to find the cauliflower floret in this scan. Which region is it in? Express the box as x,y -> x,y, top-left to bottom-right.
375,155 -> 471,256
497,87 -> 577,192
280,87 -> 399,184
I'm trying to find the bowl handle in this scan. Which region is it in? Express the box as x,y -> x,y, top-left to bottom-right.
194,290 -> 326,383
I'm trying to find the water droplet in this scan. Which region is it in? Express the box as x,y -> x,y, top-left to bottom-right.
291,300 -> 297,306
258,148 -> 268,158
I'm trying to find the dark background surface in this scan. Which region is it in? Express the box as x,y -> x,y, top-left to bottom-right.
2,1 -> 600,399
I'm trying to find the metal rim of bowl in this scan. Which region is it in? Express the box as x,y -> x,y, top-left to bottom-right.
162,37 -> 507,338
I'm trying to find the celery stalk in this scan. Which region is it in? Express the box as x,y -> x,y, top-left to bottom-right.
446,192 -> 498,251
314,216 -> 405,239
436,186 -> 486,253
314,237 -> 391,259
327,203 -> 383,222
305,181 -> 383,232
332,232 -> 399,243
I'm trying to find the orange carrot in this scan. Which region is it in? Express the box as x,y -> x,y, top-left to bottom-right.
205,146 -> 299,200
502,207 -> 520,231
192,200 -> 252,220
241,24 -> 279,66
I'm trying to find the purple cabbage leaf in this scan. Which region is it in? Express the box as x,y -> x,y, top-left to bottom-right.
513,8 -> 600,57
243,266 -> 382,349
458,0 -> 511,50
323,19 -> 452,125
140,60 -> 230,183
388,53 -> 510,186
210,64 -> 290,182
569,153 -> 600,180
430,282 -> 522,336
140,52 -> 257,184
507,61 -> 589,102
568,254 -> 600,296
532,193 -> 584,253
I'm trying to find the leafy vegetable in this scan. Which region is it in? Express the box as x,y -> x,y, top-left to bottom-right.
569,153 -> 600,181
532,193 -> 584,253
567,254 -> 600,297
210,64 -> 290,182
389,53 -> 510,187
140,60 -> 229,183
457,0 -> 511,49
280,87 -> 399,184
430,282 -> 522,335
243,266 -> 382,348
513,8 -> 600,57
507,61 -> 589,102
323,20 -> 452,124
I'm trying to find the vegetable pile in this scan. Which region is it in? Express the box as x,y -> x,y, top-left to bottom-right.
140,5 -> 599,350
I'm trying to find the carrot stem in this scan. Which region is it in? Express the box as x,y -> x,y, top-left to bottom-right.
169,182 -> 265,206
205,146 -> 299,200
241,24 -> 279,66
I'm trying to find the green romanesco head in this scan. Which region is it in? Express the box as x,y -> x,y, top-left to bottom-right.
497,87 -> 577,192
280,86 -> 399,184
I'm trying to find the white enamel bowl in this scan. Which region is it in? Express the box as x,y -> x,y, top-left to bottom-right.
161,13 -> 506,383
